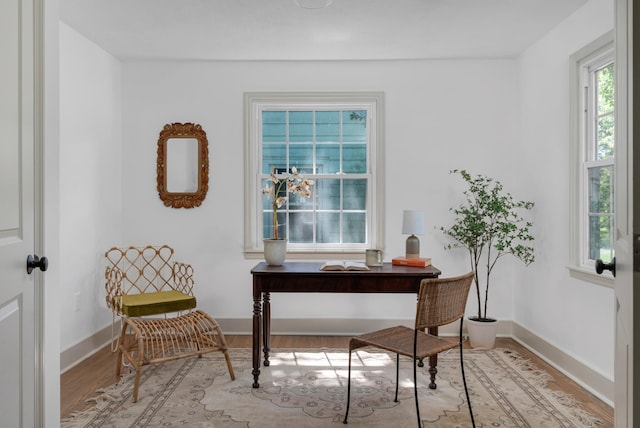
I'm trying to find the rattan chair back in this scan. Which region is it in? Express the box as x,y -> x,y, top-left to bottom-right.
415,271 -> 475,331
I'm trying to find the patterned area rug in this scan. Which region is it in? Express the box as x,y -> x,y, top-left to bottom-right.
62,348 -> 602,427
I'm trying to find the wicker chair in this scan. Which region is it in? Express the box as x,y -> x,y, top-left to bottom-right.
343,271 -> 476,427
105,245 -> 234,402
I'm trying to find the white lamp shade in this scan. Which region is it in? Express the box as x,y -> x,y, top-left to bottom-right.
402,210 -> 425,235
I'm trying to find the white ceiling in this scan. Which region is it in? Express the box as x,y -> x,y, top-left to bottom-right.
60,0 -> 588,61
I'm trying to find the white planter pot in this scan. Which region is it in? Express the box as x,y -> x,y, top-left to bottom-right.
467,317 -> 497,349
263,239 -> 287,266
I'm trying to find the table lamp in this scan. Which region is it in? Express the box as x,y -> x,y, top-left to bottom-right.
402,210 -> 425,259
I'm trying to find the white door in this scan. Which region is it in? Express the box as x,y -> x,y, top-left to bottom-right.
0,0 -> 42,426
612,0 -> 637,426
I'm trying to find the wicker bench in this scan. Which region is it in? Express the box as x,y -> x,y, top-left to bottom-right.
105,245 -> 234,402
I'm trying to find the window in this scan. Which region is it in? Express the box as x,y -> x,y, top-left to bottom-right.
244,92 -> 384,256
570,32 -> 615,284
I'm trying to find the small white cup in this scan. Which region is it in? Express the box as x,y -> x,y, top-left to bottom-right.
365,249 -> 383,266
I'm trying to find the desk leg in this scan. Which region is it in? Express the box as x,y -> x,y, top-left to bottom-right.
263,292 -> 271,366
428,326 -> 438,389
252,292 -> 261,388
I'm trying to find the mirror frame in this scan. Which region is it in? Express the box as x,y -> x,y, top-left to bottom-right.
157,122 -> 209,208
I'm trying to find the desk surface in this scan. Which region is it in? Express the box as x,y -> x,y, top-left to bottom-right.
251,262 -> 442,293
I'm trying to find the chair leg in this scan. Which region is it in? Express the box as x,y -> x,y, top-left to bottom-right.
343,348 -> 353,424
132,335 -> 144,403
459,319 -> 476,428
115,321 -> 128,378
394,353 -> 400,402
223,349 -> 236,381
413,358 -> 421,427
413,330 -> 422,428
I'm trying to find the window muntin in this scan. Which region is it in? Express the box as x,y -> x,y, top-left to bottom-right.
245,93 -> 384,255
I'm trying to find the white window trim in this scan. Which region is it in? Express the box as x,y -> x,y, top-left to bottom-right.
243,91 -> 385,259
568,31 -> 614,288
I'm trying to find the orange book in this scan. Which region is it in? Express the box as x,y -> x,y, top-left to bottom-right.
391,256 -> 432,267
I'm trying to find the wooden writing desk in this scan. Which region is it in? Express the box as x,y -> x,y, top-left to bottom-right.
250,261 -> 442,388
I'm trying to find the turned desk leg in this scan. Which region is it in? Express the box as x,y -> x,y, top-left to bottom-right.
252,292 -> 261,388
428,326 -> 438,389
263,292 -> 271,367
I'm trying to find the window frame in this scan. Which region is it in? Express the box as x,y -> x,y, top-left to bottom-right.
569,31 -> 615,287
243,92 -> 385,258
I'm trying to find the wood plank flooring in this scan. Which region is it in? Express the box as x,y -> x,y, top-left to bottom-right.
61,336 -> 613,425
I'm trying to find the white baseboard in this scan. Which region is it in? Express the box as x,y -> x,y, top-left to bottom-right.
60,317 -> 614,405
511,323 -> 614,406
60,324 -> 115,373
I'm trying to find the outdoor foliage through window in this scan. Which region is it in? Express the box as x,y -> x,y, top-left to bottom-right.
586,61 -> 615,263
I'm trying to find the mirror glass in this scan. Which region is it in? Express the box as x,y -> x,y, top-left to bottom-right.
166,138 -> 198,192
157,123 -> 209,208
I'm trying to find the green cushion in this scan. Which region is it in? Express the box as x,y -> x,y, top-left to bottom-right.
121,290 -> 196,317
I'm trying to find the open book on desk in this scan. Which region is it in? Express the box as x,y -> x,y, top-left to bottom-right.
320,261 -> 370,271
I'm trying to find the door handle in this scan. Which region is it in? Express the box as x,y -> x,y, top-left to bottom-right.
595,257 -> 615,277
26,255 -> 48,274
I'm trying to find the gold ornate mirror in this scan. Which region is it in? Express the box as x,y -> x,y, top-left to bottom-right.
157,122 -> 209,208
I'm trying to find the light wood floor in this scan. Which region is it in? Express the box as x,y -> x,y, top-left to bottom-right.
61,336 -> 613,425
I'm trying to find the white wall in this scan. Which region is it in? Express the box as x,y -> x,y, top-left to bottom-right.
59,23 -> 123,351
516,0 -> 614,379
119,59 -> 519,326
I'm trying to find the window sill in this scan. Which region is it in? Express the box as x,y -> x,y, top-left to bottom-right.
567,265 -> 614,289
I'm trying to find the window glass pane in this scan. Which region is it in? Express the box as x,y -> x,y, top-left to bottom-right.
316,144 -> 340,174
288,189 -> 314,210
290,144 -> 313,170
343,110 -> 367,142
589,215 -> 613,262
588,165 -> 613,214
343,143 -> 367,173
289,111 -> 313,142
597,63 -> 615,115
262,111 -> 286,143
596,113 -> 615,160
343,179 -> 367,210
343,212 -> 366,243
289,212 -> 313,243
316,111 -> 340,142
262,144 -> 286,174
317,212 -> 340,243
316,179 -> 340,210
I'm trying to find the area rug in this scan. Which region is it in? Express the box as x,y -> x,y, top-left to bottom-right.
62,348 -> 602,427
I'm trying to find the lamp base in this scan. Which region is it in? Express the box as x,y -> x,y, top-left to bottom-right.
405,235 -> 420,260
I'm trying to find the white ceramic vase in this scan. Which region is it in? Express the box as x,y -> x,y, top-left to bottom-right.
263,239 -> 287,266
467,317 -> 497,349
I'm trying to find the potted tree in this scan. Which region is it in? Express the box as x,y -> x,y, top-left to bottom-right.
440,170 -> 534,348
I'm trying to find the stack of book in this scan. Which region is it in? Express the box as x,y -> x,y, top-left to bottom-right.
391,256 -> 432,267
